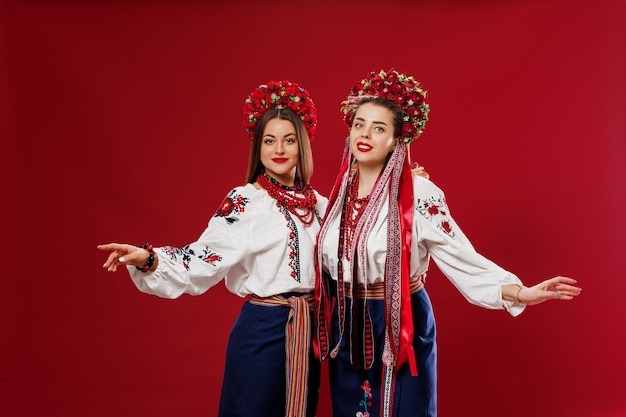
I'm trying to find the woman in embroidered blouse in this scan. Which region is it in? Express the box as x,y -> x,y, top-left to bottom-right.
98,80 -> 327,417
313,70 -> 582,417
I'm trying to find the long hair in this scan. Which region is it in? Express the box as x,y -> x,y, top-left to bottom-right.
245,108 -> 314,183
353,96 -> 404,135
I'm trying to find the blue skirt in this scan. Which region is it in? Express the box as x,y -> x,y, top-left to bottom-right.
218,299 -> 321,417
328,288 -> 437,417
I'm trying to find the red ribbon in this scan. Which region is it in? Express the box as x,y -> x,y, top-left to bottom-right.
395,154 -> 417,376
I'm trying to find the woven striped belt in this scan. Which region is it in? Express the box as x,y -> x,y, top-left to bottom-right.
249,293 -> 314,417
344,273 -> 426,299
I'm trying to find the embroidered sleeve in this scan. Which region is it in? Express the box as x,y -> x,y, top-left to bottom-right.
128,188 -> 254,299
413,176 -> 525,316
214,190 -> 250,223
415,192 -> 457,239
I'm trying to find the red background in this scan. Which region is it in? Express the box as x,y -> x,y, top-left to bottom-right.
2,0 -> 625,416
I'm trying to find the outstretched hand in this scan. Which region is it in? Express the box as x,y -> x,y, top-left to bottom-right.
97,243 -> 150,272
518,276 -> 582,306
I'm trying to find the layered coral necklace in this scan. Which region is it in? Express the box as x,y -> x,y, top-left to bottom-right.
257,171 -> 318,225
342,170 -> 370,259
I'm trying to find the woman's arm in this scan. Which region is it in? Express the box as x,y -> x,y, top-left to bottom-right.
97,187 -> 254,298
502,277 -> 581,306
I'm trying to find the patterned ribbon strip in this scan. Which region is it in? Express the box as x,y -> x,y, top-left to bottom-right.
249,293 -> 314,417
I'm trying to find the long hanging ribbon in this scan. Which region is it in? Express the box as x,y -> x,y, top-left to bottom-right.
396,151 -> 416,375
381,142 -> 415,369
380,144 -> 417,417
314,138 -> 351,360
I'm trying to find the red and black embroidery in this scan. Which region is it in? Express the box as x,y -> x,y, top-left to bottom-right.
416,195 -> 456,238
199,247 -> 222,264
283,209 -> 301,282
215,191 -> 250,224
276,205 -> 322,283
162,245 -> 223,271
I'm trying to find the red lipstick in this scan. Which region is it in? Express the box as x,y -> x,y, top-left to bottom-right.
356,142 -> 373,152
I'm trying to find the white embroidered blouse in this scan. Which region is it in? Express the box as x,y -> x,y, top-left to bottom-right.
320,175 -> 526,316
128,183 -> 328,299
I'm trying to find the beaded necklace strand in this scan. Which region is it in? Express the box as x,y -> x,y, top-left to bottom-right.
341,170 -> 370,260
256,171 -> 317,225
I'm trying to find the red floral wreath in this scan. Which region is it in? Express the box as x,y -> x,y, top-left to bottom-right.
342,69 -> 430,144
243,80 -> 317,141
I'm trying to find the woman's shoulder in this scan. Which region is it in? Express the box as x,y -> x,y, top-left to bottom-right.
216,183 -> 265,211
225,183 -> 265,199
211,183 -> 266,223
312,188 -> 329,214
412,173 -> 446,198
313,189 -> 328,203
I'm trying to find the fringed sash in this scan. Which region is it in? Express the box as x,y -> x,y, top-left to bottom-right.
249,293 -> 314,417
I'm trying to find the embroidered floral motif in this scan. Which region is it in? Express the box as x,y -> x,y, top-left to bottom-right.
214,191 -> 250,224
163,246 -> 178,262
199,247 -> 222,265
416,195 -> 456,238
441,220 -> 453,235
356,379 -> 372,417
162,245 -> 222,271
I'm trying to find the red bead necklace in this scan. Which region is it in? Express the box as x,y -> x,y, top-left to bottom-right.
257,172 -> 318,225
343,171 -> 370,258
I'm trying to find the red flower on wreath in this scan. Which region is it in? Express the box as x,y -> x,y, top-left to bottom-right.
370,79 -> 382,91
407,105 -> 422,119
243,80 -> 317,141
401,123 -> 416,139
410,91 -> 424,105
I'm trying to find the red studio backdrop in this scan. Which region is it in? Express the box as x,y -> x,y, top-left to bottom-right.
2,0 -> 625,416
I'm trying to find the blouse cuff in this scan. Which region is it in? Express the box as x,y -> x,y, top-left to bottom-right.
127,247 -> 189,299
503,297 -> 526,317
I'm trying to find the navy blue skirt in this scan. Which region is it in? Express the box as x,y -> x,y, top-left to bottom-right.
218,299 -> 321,417
328,288 -> 437,417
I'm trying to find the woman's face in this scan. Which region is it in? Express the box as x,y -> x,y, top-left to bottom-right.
350,101 -> 398,171
260,118 -> 300,185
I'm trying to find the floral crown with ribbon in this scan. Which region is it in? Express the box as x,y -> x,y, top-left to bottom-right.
243,80 -> 317,141
341,69 -> 430,144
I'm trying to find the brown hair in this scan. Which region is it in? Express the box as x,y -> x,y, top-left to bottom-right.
353,97 -> 429,179
245,108 -> 314,183
354,96 -> 405,136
